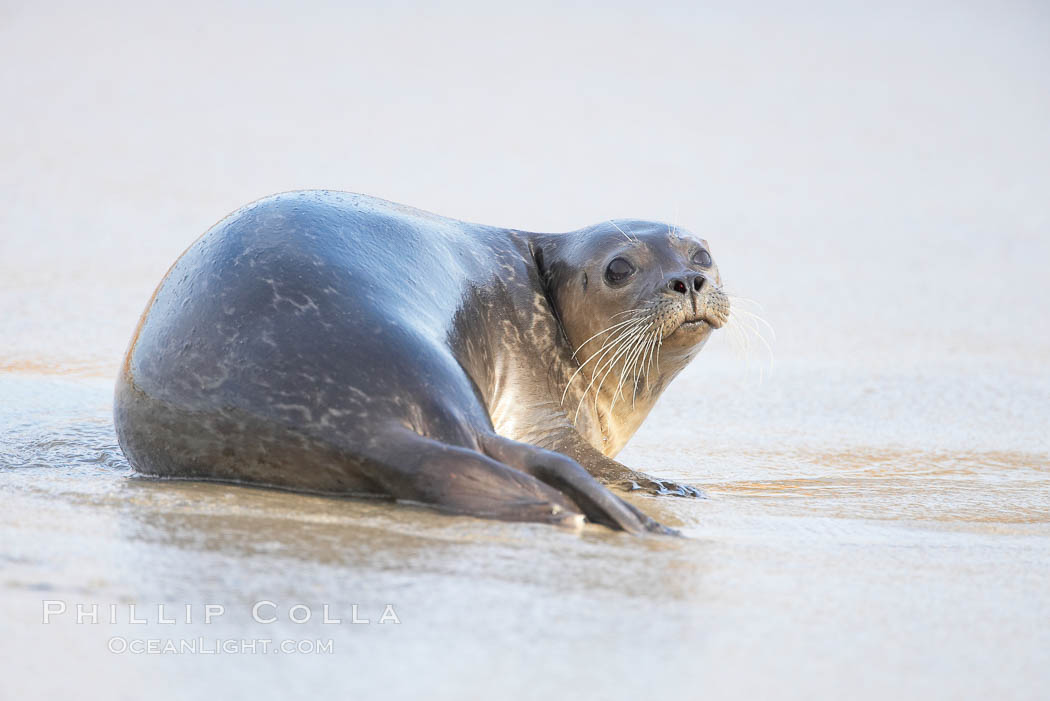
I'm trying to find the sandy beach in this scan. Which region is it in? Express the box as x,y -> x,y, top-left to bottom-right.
1,1 -> 1048,698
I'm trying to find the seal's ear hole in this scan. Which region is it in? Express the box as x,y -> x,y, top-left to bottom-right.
581,272 -> 588,291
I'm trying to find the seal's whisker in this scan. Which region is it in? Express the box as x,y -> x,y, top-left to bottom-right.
562,303 -> 658,406
571,315 -> 646,359
726,304 -> 776,340
607,344 -> 636,412
610,307 -> 647,319
725,297 -> 764,313
629,332 -> 652,404
722,304 -> 775,378
575,323 -> 651,422
730,309 -> 775,354
643,330 -> 658,392
621,221 -> 639,242
668,205 -> 680,239
562,318 -> 649,405
610,328 -> 651,412
632,331 -> 659,407
608,220 -> 637,243
564,331 -> 640,404
573,338 -> 628,421
588,324 -> 648,398
723,316 -> 752,369
723,291 -> 764,307
590,334 -> 642,418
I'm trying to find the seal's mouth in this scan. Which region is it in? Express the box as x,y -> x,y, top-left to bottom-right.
679,289 -> 730,332
645,290 -> 730,342
679,309 -> 728,332
679,317 -> 708,331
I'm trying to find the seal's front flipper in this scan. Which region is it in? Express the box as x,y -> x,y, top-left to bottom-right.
622,476 -> 705,499
542,427 -> 704,499
478,434 -> 676,535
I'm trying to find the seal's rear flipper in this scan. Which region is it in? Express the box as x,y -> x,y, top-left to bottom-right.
359,427 -> 586,528
477,434 -> 677,536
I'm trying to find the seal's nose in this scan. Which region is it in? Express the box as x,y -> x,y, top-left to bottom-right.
669,274 -> 706,294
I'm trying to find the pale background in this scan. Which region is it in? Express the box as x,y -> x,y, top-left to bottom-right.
1,1 -> 1048,699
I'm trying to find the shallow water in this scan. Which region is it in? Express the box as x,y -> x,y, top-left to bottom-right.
2,1 -> 1049,699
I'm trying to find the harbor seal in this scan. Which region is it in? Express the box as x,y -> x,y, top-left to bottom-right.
114,192 -> 729,534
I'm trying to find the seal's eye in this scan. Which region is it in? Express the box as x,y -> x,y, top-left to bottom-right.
604,257 -> 636,286
692,249 -> 713,267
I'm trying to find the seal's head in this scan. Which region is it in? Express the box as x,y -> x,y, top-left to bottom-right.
535,220 -> 729,408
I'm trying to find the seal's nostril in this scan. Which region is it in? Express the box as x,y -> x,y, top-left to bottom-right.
670,279 -> 687,294
693,276 -> 704,292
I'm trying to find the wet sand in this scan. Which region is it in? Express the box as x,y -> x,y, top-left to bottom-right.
2,1 -> 1049,699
